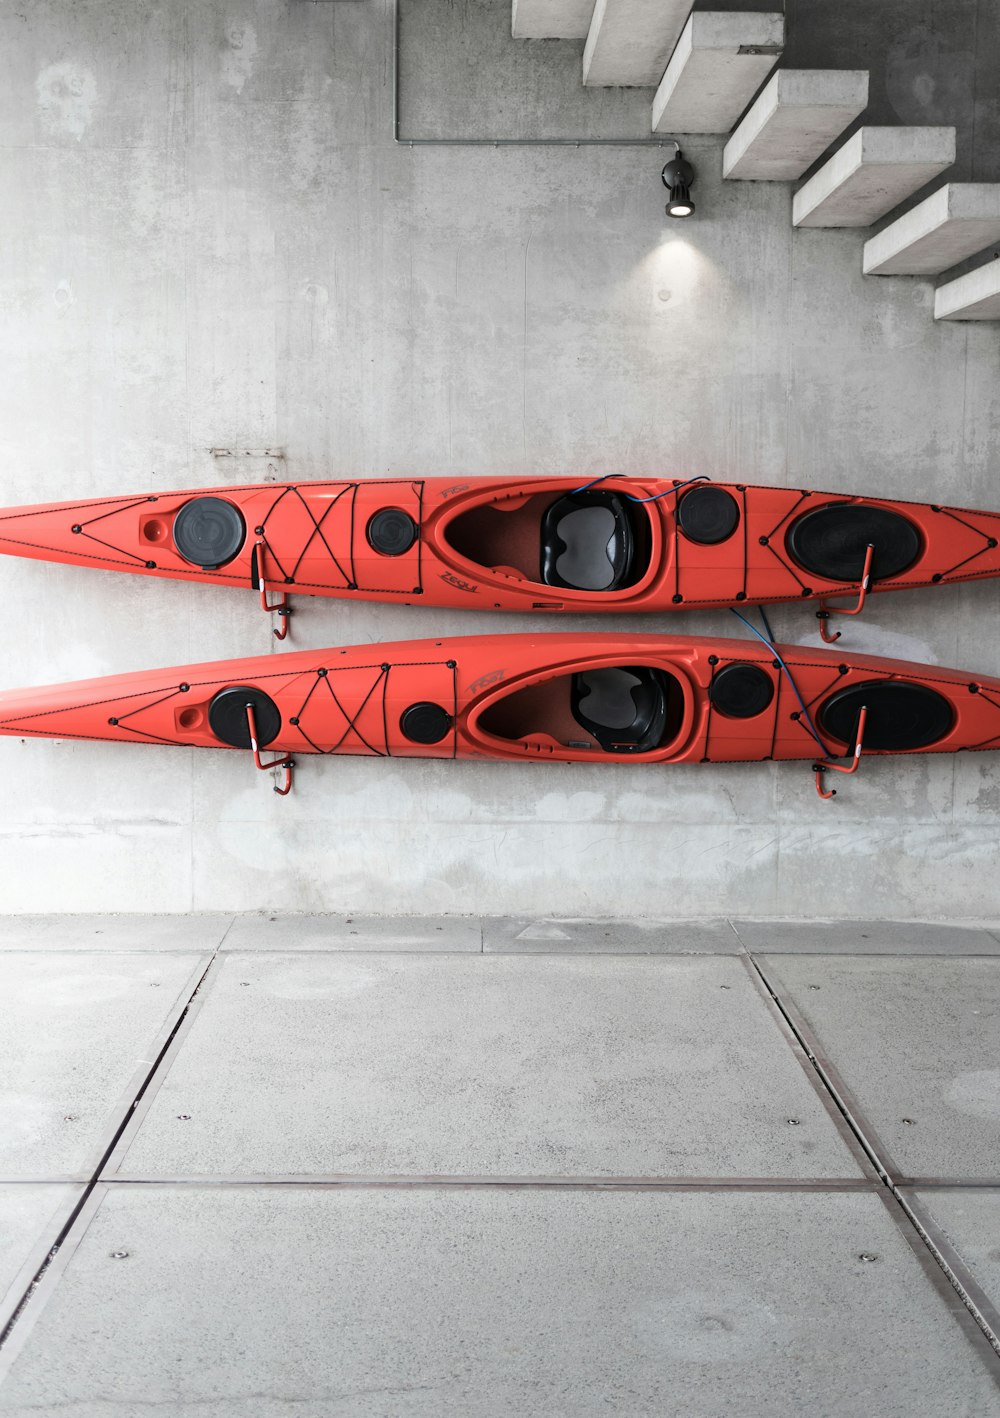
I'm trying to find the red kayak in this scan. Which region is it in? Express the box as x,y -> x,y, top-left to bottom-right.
1,475 -> 999,635
2,632 -> 997,798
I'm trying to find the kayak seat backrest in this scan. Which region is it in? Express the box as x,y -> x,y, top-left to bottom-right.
571,667 -> 670,753
540,491 -> 634,591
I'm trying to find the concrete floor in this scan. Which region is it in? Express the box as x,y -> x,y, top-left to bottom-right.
0,915 -> 998,1415
0,0 -> 999,918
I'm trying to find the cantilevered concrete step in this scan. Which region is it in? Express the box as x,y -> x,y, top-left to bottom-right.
512,0 -> 596,39
792,126 -> 955,228
863,183 -> 1000,275
583,0 -> 692,87
934,257 -> 1000,320
723,69 -> 869,181
651,11 -> 783,135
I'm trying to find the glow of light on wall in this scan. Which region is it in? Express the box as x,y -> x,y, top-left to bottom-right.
621,235 -> 723,316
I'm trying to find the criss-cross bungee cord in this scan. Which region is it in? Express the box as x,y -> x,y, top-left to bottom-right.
246,471 -> 877,646
249,473 -> 869,797
250,479 -> 869,799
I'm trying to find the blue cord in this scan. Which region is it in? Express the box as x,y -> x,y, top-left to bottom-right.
729,608 -> 830,757
570,473 -> 710,504
565,479 -> 831,758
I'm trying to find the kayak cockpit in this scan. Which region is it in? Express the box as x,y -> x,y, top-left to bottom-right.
473,664 -> 686,756
444,488 -> 651,593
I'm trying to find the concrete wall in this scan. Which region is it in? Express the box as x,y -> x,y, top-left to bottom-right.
0,0 -> 998,918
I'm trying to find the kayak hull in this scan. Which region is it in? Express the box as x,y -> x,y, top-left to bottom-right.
1,476 -> 999,614
1,633 -> 998,769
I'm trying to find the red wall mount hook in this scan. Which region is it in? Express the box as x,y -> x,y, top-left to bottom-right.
251,540 -> 292,640
816,543 -> 875,643
245,702 -> 294,795
813,706 -> 868,799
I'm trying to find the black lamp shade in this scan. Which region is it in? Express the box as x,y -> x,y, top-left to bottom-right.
661,154 -> 696,218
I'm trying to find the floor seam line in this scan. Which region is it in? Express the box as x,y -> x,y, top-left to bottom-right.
0,952 -> 220,1356
96,1176 -> 877,1190
747,953 -> 1000,1370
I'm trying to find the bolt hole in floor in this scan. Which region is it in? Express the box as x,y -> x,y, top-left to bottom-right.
477,666 -> 683,754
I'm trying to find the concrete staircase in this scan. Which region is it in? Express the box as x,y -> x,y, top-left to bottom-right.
652,12 -> 783,137
791,126 -> 956,228
511,0 -> 1000,320
722,69 -> 867,180
934,258 -> 1000,320
583,0 -> 693,87
862,185 -> 1000,274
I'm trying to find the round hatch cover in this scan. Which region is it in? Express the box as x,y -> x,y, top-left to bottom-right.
677,486 -> 740,545
400,702 -> 452,744
367,508 -> 418,557
208,686 -> 282,749
173,497 -> 247,569
708,662 -> 775,719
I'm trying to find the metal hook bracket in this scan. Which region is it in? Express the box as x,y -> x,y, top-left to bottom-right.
812,706 -> 868,799
245,703 -> 294,795
251,540 -> 292,640
816,544 -> 875,643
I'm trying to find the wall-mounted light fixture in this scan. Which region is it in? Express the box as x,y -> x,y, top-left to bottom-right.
661,142 -> 696,219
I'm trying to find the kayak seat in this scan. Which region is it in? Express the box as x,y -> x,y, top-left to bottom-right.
571,666 -> 669,753
540,491 -> 634,592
